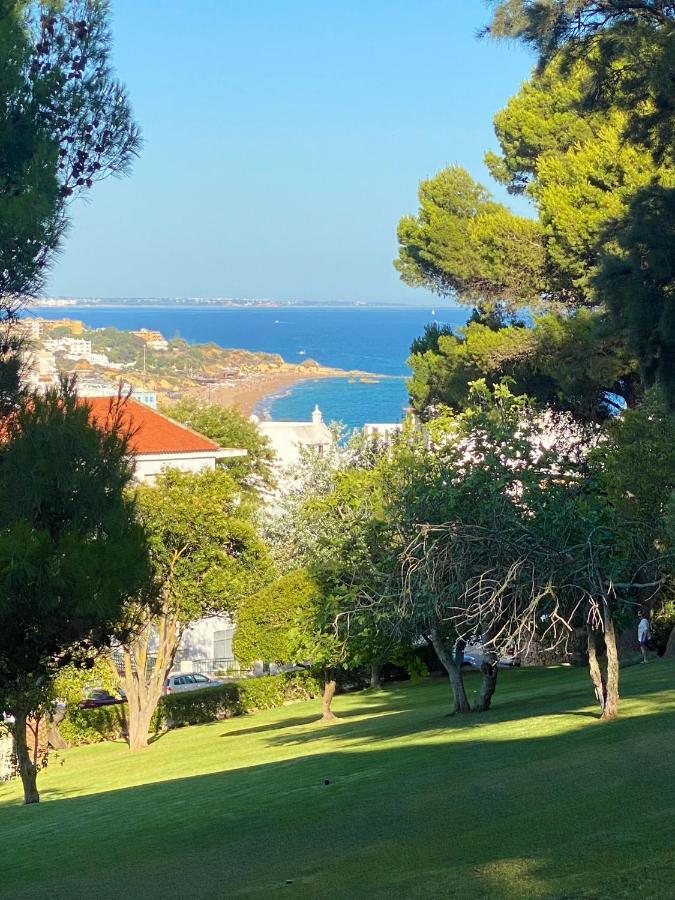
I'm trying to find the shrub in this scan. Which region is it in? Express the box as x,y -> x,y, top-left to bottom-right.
153,671 -> 320,731
234,570 -> 317,667
58,705 -> 125,746
53,659 -> 125,745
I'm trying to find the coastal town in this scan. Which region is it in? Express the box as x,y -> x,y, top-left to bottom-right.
16,314 -> 380,415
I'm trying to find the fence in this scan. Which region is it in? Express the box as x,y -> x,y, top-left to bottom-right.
188,658 -> 249,678
111,652 -> 249,680
111,650 -> 157,678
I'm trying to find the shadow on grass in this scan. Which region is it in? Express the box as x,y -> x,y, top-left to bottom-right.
253,659 -> 675,751
1,694 -> 674,900
219,701 -> 414,739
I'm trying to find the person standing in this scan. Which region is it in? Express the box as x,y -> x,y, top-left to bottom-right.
638,612 -> 651,664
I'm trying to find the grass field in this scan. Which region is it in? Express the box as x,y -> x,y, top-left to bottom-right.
2,661 -> 675,899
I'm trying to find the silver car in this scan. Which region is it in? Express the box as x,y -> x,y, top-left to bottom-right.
163,672 -> 223,695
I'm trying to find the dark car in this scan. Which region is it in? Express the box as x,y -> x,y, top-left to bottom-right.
78,688 -> 126,709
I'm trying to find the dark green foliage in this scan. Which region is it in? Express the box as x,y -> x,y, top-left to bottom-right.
591,390 -> 675,570
0,1 -> 140,303
59,705 -> 125,746
485,2 -> 675,163
152,672 -> 320,730
0,0 -> 61,299
398,41 -> 671,417
395,165 -> 546,310
53,659 -> 125,745
0,382 -> 151,712
407,310 -> 638,420
595,185 -> 675,401
135,468 -> 272,626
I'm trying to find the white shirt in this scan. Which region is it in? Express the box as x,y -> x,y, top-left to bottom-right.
638,618 -> 650,642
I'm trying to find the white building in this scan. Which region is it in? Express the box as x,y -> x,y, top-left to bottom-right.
363,423 -> 404,441
77,376 -> 158,409
44,336 -> 92,358
254,405 -> 334,468
14,318 -> 42,341
24,349 -> 59,392
174,617 -> 236,673
133,328 -> 169,351
83,396 -> 246,484
88,351 -> 111,367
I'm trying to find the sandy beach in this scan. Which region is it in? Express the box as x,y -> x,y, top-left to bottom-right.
185,368 -> 347,418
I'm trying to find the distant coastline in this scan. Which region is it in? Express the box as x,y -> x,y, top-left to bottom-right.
31,304 -> 459,426
23,310 -> 390,419
33,297 -> 453,311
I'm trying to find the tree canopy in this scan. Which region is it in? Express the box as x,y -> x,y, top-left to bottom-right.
0,0 -> 139,306
407,310 -> 639,420
0,383 -> 151,801
122,468 -> 272,749
162,398 -> 275,488
485,2 -> 675,163
234,569 -> 318,668
397,38 -> 674,414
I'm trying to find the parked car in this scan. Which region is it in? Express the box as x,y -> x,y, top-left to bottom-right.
456,644 -> 521,669
78,688 -> 126,709
163,673 -> 224,695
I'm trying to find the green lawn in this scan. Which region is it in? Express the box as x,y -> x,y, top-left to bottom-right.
2,661 -> 674,899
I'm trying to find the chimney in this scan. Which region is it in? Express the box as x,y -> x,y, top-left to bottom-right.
312,405 -> 323,425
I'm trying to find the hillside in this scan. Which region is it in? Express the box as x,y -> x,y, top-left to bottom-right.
1,661 -> 674,898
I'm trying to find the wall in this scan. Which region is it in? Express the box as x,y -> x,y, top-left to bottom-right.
134,453 -> 217,483
179,615 -> 236,663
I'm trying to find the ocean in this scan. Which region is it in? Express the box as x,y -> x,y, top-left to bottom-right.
33,305 -> 470,428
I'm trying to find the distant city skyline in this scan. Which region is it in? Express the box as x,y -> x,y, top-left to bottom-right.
47,1 -> 533,305
35,294 -> 460,308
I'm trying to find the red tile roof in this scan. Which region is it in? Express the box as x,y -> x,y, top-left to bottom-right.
83,396 -> 220,455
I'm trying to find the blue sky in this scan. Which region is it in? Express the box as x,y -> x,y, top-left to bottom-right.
47,1 -> 534,304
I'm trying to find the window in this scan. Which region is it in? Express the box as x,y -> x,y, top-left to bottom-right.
194,674 -> 209,683
214,629 -> 233,659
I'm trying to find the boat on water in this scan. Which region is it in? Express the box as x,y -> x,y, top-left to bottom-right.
359,377 -> 380,384
298,350 -> 306,355
431,308 -> 436,315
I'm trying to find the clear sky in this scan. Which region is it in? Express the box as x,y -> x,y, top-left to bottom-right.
47,0 -> 534,304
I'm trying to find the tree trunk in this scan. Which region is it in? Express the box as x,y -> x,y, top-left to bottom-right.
602,614 -> 620,721
473,656 -> 499,713
369,662 -> 382,690
587,626 -> 607,713
125,691 -> 160,751
46,707 -> 68,751
122,610 -> 182,750
430,627 -> 470,713
13,710 -> 40,805
665,625 -> 675,658
321,674 -> 338,722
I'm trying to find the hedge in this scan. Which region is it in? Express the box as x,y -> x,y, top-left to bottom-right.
63,671 -> 320,743
58,704 -> 125,746
152,671 -> 321,731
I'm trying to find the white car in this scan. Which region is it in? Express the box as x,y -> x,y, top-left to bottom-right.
163,673 -> 224,695
457,643 -> 521,668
